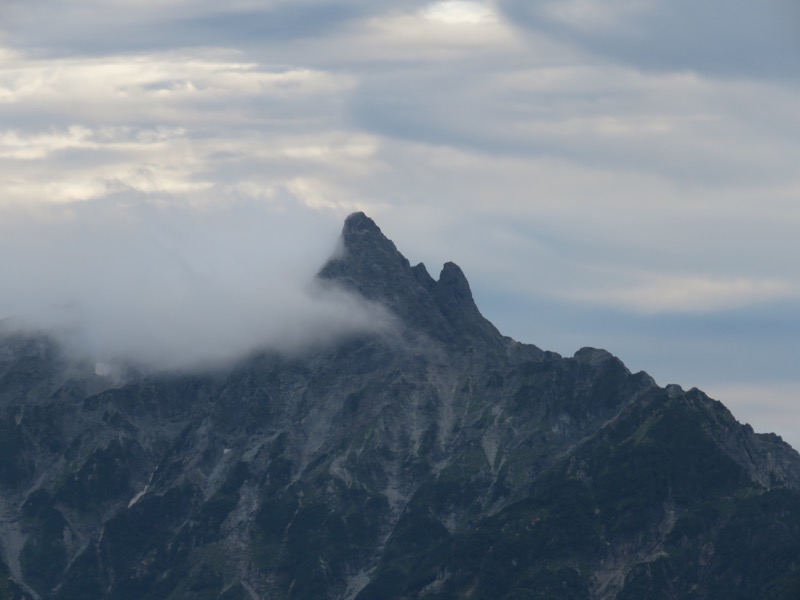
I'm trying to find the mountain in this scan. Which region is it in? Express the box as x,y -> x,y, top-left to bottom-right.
1,212 -> 800,599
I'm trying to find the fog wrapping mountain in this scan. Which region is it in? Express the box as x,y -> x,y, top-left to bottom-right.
1,212 -> 799,599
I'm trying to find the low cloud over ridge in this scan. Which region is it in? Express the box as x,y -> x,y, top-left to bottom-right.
0,200 -> 392,371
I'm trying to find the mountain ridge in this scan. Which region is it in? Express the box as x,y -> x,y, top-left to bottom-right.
0,212 -> 798,599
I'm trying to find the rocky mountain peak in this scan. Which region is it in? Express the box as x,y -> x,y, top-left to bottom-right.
318,212 -> 505,349
341,210 -> 384,239
319,212 -> 411,300
3,212 -> 800,600
438,261 -> 472,301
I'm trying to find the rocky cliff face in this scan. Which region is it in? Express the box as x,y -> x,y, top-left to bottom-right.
1,213 -> 799,600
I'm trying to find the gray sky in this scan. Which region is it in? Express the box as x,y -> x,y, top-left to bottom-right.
1,0 -> 798,447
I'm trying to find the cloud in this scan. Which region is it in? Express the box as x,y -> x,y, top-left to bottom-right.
351,58 -> 800,186
0,50 -> 369,207
0,199 -> 393,371
0,50 -> 354,129
422,1 -> 497,24
571,275 -> 799,314
0,1 -> 432,57
496,0 -> 800,80
2,2 -> 356,55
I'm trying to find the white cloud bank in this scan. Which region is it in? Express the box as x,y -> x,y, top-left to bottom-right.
0,200 -> 392,371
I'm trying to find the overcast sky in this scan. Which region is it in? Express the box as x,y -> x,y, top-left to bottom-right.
1,0 -> 798,447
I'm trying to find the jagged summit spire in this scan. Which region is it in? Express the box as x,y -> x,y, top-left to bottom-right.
438,261 -> 473,304
318,212 -> 504,348
341,211 -> 382,236
318,212 -> 411,303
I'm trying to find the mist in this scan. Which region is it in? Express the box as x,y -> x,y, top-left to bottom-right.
0,198 -> 392,371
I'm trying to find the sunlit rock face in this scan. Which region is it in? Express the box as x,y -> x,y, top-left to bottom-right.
1,213 -> 800,600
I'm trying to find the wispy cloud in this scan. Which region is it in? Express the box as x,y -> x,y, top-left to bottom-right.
572,275 -> 799,314
497,0 -> 800,79
422,1 -> 498,24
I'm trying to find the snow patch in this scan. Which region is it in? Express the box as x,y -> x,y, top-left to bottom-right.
481,432 -> 499,472
128,469 -> 157,508
383,483 -> 408,513
343,568 -> 373,600
128,484 -> 149,508
329,454 -> 353,486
